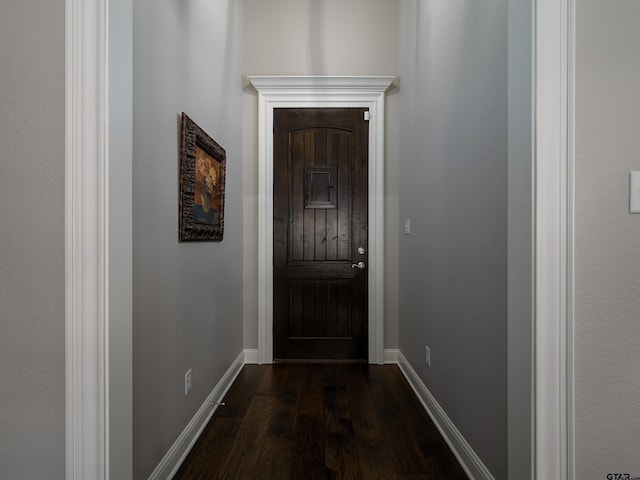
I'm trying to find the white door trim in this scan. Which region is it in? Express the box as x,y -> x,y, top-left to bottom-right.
535,0 -> 575,479
247,76 -> 395,365
65,0 -> 109,478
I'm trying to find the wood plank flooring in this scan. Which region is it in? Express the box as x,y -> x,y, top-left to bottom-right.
173,364 -> 469,480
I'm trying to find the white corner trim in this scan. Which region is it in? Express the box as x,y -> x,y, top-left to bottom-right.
66,0 -> 109,478
247,75 -> 395,365
244,349 -> 259,364
383,349 -> 399,364
535,0 -> 575,479
566,4 -> 576,479
397,352 -> 494,480
147,352 -> 245,480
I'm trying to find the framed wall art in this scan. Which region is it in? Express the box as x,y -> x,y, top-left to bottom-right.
179,112 -> 226,241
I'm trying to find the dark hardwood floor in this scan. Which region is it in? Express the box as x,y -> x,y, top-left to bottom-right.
173,364 -> 469,480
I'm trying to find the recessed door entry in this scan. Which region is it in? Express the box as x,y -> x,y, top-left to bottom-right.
273,108 -> 369,360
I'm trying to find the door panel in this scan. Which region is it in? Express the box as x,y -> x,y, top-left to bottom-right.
274,108 -> 368,360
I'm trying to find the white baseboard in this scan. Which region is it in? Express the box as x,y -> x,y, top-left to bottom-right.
244,348 -> 258,364
383,348 -> 399,364
147,351 -> 245,480
397,351 -> 495,480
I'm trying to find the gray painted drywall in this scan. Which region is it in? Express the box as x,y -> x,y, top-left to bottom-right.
397,1 -> 508,478
0,1 -> 65,478
242,0 -> 400,351
575,2 -> 640,477
110,0 -> 134,477
507,0 -> 533,478
132,0 -> 245,477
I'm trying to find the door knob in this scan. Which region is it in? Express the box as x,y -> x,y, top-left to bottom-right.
351,261 -> 366,269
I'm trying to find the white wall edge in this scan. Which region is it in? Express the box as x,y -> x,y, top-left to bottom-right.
244,349 -> 259,364
383,349 -> 399,364
147,351 -> 246,480
397,352 -> 495,480
535,0 -> 575,479
248,75 -> 395,365
65,0 -> 109,478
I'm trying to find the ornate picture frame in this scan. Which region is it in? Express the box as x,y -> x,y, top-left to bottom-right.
179,112 -> 226,241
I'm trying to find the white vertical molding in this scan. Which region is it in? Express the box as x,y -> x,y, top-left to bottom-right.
248,76 -> 394,365
535,0 -> 574,479
256,89 -> 274,364
562,0 -> 576,480
65,0 -> 109,478
368,93 -> 386,365
566,2 -> 576,478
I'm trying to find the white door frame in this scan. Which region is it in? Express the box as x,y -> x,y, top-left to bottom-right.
66,0 -> 108,478
535,0 -> 575,478
247,76 -> 395,365
67,1 -> 575,477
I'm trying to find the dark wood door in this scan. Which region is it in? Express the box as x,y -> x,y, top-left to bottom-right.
274,108 -> 369,360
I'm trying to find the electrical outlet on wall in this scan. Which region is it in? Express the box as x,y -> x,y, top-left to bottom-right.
185,369 -> 193,396
425,346 -> 431,367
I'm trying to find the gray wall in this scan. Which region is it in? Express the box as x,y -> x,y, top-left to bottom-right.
110,0 -> 134,477
397,1 -> 508,478
507,0 -> 533,477
242,0 -> 400,352
132,0 -> 245,477
575,1 -> 640,477
0,1 -> 65,478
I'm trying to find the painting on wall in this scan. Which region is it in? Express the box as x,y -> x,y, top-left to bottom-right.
179,112 -> 226,241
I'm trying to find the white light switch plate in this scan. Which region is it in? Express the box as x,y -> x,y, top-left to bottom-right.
404,218 -> 411,234
631,172 -> 640,213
